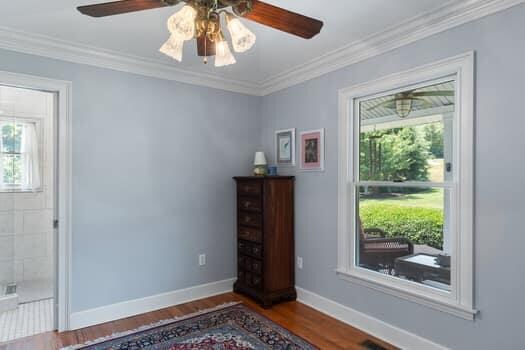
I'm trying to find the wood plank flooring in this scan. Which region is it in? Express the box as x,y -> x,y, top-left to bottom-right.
0,292 -> 396,350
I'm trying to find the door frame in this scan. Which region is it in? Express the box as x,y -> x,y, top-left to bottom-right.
0,70 -> 72,331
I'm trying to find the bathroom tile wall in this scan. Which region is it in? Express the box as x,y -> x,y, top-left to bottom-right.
0,86 -> 54,285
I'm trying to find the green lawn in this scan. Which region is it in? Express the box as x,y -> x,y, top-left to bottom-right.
360,188 -> 444,209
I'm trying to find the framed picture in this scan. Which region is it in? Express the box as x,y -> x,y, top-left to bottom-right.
275,128 -> 296,166
300,129 -> 325,171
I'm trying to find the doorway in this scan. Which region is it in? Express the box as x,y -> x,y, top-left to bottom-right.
0,85 -> 56,342
0,71 -> 72,340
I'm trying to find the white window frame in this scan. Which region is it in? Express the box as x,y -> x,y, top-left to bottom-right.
0,116 -> 43,192
336,52 -> 476,320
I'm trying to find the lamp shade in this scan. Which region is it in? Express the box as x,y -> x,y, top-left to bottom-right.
254,152 -> 267,166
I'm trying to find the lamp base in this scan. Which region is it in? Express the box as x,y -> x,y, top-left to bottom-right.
253,166 -> 267,176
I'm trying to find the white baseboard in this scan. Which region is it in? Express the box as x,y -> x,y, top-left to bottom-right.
296,287 -> 448,350
69,278 -> 235,330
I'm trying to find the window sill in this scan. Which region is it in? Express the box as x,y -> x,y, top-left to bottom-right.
335,268 -> 478,320
0,187 -> 43,193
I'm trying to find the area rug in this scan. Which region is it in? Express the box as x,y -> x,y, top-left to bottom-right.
62,302 -> 317,350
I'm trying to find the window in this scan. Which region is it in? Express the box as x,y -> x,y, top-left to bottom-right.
337,53 -> 475,319
0,118 -> 41,192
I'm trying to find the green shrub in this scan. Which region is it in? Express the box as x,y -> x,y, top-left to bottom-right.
360,204 -> 444,249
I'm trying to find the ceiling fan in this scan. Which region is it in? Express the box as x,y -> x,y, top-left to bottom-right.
77,0 -> 324,67
367,89 -> 455,118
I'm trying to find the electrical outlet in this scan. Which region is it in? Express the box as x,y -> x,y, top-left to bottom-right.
199,254 -> 206,266
297,256 -> 303,270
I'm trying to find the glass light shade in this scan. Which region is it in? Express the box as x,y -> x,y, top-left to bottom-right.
254,152 -> 267,166
159,35 -> 184,61
396,98 -> 413,118
167,5 -> 197,41
215,40 -> 236,67
227,17 -> 256,53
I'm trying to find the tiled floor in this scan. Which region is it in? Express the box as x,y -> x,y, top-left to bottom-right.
0,298 -> 54,343
16,279 -> 53,304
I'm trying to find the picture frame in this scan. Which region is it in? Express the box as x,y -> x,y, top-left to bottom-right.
275,128 -> 296,166
300,128 -> 325,171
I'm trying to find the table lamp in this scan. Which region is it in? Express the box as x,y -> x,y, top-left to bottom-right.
253,152 -> 267,176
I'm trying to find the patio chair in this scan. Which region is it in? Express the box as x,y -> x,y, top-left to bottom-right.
358,220 -> 414,272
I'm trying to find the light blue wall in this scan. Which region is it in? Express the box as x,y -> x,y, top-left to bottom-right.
0,49 -> 261,312
260,5 -> 525,350
1,4 -> 524,348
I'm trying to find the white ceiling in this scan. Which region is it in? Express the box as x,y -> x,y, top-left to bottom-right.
0,0 -> 462,85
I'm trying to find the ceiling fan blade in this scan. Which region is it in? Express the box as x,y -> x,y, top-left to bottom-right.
412,98 -> 433,109
242,0 -> 323,39
411,91 -> 455,97
367,99 -> 396,111
77,0 -> 179,17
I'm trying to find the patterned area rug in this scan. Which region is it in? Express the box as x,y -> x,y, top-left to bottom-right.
62,303 -> 317,350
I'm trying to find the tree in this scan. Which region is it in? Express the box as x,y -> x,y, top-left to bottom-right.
360,127 -> 430,183
423,123 -> 444,158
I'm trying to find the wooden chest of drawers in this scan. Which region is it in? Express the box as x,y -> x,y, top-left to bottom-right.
233,176 -> 296,308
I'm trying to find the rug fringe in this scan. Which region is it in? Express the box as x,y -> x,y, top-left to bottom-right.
59,301 -> 242,350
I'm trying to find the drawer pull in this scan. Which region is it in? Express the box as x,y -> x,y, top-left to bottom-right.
238,227 -> 262,243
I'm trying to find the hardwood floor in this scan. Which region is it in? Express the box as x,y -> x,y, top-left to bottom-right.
0,292 -> 396,350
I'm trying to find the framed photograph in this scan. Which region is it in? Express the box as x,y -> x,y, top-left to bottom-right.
300,129 -> 325,171
275,128 -> 296,166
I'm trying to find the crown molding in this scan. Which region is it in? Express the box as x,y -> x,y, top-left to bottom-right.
0,26 -> 261,96
259,0 -> 525,95
0,0 -> 522,97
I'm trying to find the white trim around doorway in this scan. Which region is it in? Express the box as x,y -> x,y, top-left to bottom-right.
0,70 -> 72,331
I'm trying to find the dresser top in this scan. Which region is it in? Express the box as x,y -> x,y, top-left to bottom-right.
233,176 -> 295,181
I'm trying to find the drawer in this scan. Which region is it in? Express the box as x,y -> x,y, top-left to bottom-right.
238,255 -> 248,268
238,241 -> 263,259
237,181 -> 262,196
251,259 -> 263,274
238,269 -> 246,283
238,254 -> 263,275
245,271 -> 253,286
250,243 -> 263,259
238,212 -> 262,228
238,226 -> 262,243
252,274 -> 263,289
238,196 -> 262,212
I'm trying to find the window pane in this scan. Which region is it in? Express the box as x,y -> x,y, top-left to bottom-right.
356,186 -> 451,292
1,122 -> 22,153
2,154 -> 22,185
359,80 -> 455,182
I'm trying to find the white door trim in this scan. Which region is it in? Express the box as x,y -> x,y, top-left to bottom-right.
0,70 -> 73,331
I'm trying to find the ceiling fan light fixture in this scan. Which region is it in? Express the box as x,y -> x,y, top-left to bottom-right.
159,34 -> 185,61
226,13 -> 256,53
395,98 -> 413,118
167,5 -> 197,40
215,37 -> 236,67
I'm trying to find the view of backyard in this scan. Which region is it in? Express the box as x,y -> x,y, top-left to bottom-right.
360,187 -> 444,250
358,122 -> 447,250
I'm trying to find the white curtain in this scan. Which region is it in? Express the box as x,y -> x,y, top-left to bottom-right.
20,123 -> 41,191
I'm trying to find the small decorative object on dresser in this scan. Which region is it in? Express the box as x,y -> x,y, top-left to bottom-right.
253,152 -> 267,176
233,176 -> 296,308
